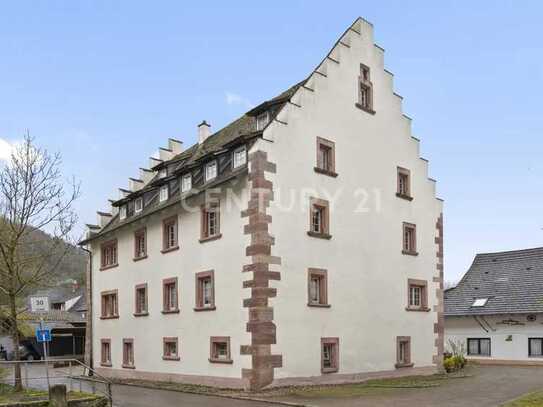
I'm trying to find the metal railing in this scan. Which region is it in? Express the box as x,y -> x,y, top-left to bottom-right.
0,358 -> 113,405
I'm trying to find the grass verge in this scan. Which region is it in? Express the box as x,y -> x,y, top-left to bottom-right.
0,383 -> 97,404
503,391 -> 543,407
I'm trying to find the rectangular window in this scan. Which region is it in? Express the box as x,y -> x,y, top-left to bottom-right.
256,111 -> 269,131
402,223 -> 417,255
135,197 -> 143,213
396,336 -> 412,368
356,64 -> 374,114
122,338 -> 135,368
181,174 -> 192,193
406,279 -> 428,311
308,198 -> 331,239
119,205 -> 127,220
209,337 -> 232,363
529,338 -> 543,357
467,338 -> 491,356
159,168 -> 167,178
159,185 -> 169,202
200,202 -> 221,242
308,269 -> 329,307
162,216 -> 178,252
205,161 -> 217,182
397,167 -> 412,199
163,337 -> 180,361
100,339 -> 111,367
100,290 -> 118,319
315,137 -> 336,176
134,228 -> 146,260
195,270 -> 215,310
134,284 -> 148,316
100,240 -> 118,270
162,278 -> 179,313
321,337 -> 339,373
233,146 -> 247,168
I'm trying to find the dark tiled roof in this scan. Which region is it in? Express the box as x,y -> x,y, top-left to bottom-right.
444,247 -> 543,316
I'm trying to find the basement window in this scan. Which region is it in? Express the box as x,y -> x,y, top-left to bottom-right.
472,298 -> 488,307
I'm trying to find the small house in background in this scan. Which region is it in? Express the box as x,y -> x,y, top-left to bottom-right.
445,248 -> 543,364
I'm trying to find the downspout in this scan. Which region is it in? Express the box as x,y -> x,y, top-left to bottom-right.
80,246 -> 93,375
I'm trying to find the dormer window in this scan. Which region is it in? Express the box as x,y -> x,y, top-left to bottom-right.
256,112 -> 269,131
356,64 -> 375,114
233,146 -> 247,169
134,197 -> 143,214
159,185 -> 169,202
119,205 -> 127,220
159,168 -> 167,178
205,161 -> 217,182
181,174 -> 192,193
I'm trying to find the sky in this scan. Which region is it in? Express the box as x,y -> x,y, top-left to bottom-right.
1,0 -> 542,283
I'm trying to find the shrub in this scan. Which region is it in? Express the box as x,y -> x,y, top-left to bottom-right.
443,357 -> 456,373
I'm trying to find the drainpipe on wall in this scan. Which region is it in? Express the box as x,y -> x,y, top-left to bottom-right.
80,246 -> 93,375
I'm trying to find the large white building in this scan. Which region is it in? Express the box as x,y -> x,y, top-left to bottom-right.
81,17 -> 444,390
445,248 -> 543,364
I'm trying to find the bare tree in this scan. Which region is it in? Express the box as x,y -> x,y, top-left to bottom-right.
0,134 -> 79,390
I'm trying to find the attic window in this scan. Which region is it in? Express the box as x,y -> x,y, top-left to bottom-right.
119,205 -> 127,220
205,161 -> 217,182
159,168 -> 167,178
135,197 -> 143,214
472,298 -> 488,307
256,112 -> 269,131
159,185 -> 168,202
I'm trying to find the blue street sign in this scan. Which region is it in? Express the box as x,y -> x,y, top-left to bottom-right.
36,329 -> 51,343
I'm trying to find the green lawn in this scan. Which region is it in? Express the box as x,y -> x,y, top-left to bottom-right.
0,383 -> 97,404
503,391 -> 543,407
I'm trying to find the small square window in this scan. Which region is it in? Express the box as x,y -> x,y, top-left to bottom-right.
205,161 -> 217,182
100,240 -> 118,269
162,278 -> 179,313
134,284 -> 148,316
233,146 -> 247,168
209,336 -> 232,363
134,197 -> 143,213
256,112 -> 269,131
122,338 -> 135,368
195,270 -> 215,310
181,174 -> 192,193
134,228 -> 146,260
308,269 -> 329,307
101,290 -> 118,318
162,216 -> 178,252
101,339 -> 111,367
472,298 -> 488,307
407,279 -> 428,311
163,337 -> 180,361
396,336 -> 412,368
200,202 -> 221,242
119,205 -> 127,220
402,223 -> 417,255
397,167 -> 412,200
321,337 -> 339,373
159,185 -> 169,202
308,198 -> 331,239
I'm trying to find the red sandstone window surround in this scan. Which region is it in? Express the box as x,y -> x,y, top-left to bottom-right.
100,339 -> 111,367
355,64 -> 375,114
200,202 -> 221,242
100,290 -> 118,319
402,223 -> 418,256
315,137 -> 337,177
308,268 -> 329,307
308,198 -> 331,239
406,279 -> 429,312
100,239 -> 118,270
209,336 -> 232,364
122,338 -> 135,369
134,283 -> 148,316
162,216 -> 179,253
321,337 -> 339,373
195,270 -> 215,311
133,228 -> 147,260
163,337 -> 180,361
397,167 -> 412,200
162,277 -> 179,313
396,336 -> 413,368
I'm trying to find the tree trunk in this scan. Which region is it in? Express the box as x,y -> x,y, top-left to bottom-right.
9,292 -> 22,391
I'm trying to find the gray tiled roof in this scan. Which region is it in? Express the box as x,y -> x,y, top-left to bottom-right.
444,247 -> 543,316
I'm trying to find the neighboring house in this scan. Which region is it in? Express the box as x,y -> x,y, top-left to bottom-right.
80,17 -> 444,390
445,247 -> 543,364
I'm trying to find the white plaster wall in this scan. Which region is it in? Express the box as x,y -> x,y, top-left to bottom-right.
445,315 -> 543,361
91,181 -> 251,378
259,20 -> 443,378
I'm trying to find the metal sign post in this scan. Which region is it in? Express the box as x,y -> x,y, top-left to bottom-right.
36,319 -> 51,394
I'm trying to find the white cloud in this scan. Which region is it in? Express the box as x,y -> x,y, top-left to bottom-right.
225,92 -> 254,109
0,138 -> 16,162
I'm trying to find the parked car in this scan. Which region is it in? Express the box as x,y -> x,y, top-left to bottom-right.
9,342 -> 41,361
